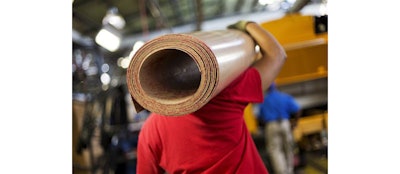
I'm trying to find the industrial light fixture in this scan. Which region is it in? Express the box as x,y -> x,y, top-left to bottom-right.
95,7 -> 125,52
95,25 -> 121,52
102,7 -> 126,30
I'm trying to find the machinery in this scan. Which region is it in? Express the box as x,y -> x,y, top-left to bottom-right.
261,5 -> 328,172
243,2 -> 328,171
261,12 -> 328,142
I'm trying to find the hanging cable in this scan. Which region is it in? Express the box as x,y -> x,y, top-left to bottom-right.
148,0 -> 173,33
139,0 -> 149,37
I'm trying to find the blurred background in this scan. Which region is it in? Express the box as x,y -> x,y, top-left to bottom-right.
72,0 -> 328,173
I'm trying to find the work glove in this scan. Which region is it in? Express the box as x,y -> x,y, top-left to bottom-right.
227,20 -> 253,33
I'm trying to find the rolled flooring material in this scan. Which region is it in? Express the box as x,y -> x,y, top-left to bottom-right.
126,29 -> 257,116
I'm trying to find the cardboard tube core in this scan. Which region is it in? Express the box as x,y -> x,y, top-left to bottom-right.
139,49 -> 201,103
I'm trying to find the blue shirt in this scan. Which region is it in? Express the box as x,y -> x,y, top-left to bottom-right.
258,89 -> 300,122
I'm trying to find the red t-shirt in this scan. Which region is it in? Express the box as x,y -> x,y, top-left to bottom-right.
137,67 -> 268,174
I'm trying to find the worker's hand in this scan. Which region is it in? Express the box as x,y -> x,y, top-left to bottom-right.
227,20 -> 254,33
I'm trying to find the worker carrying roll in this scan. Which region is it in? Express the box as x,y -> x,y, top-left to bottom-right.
132,21 -> 287,173
126,21 -> 284,116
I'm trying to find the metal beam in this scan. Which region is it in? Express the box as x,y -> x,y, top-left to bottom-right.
234,0 -> 245,13
287,0 -> 311,13
194,0 -> 203,31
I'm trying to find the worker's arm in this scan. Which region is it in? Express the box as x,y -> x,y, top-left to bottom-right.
288,95 -> 302,129
290,110 -> 302,129
245,22 -> 287,92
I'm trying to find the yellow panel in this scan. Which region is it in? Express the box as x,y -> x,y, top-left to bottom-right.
276,43 -> 327,85
292,113 -> 328,142
261,14 -> 325,45
243,103 -> 259,135
299,116 -> 324,135
323,113 -> 328,131
260,14 -> 328,85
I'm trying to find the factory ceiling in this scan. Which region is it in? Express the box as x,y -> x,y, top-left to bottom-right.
73,0 -> 322,54
74,0 -> 273,40
72,0 -> 325,94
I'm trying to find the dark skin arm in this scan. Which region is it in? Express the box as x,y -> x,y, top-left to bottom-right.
245,22 -> 287,92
